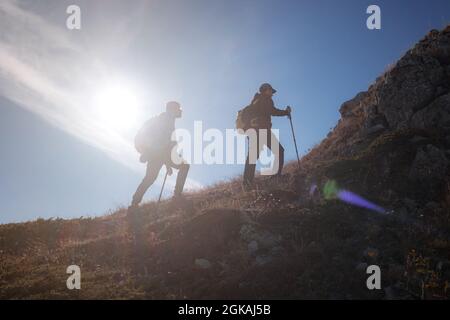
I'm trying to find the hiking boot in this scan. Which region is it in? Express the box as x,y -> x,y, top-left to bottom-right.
127,204 -> 139,216
172,193 -> 186,202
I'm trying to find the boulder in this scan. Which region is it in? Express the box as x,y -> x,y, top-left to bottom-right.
247,240 -> 258,255
339,92 -> 366,118
410,93 -> 450,132
364,124 -> 386,136
195,258 -> 212,269
376,54 -> 445,129
409,144 -> 449,185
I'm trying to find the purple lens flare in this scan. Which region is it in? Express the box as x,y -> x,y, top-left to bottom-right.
309,183 -> 318,196
337,190 -> 386,214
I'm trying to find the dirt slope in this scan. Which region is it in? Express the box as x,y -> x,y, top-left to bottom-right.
1,26 -> 450,300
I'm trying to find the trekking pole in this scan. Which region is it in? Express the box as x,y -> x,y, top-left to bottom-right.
155,170 -> 169,214
287,106 -> 301,168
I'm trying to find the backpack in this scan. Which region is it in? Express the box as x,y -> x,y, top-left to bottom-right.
134,115 -> 160,156
235,104 -> 257,132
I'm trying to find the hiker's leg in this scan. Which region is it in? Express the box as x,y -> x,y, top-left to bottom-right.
173,162 -> 190,196
169,153 -> 190,196
243,156 -> 256,185
267,131 -> 284,176
277,143 -> 285,175
243,134 -> 261,185
132,162 -> 162,206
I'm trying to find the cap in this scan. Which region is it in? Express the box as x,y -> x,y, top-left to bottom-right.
259,83 -> 277,94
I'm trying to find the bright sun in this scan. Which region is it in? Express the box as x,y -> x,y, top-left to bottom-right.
93,83 -> 142,133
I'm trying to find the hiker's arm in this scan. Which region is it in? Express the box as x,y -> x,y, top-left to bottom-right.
164,164 -> 173,176
271,104 -> 291,117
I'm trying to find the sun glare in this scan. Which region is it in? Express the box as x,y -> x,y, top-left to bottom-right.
93,83 -> 142,133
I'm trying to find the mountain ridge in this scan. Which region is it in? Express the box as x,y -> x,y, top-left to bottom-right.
1,25 -> 450,299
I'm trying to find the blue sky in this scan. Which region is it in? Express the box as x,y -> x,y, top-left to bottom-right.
0,0 -> 449,223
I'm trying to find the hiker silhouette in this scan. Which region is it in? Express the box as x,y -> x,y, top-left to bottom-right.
130,101 -> 190,210
242,83 -> 291,190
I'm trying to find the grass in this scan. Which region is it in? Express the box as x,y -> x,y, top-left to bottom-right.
1,123 -> 449,299
2,23 -> 450,298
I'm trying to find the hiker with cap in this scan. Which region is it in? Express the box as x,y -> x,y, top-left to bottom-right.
239,83 -> 291,190
129,101 -> 190,211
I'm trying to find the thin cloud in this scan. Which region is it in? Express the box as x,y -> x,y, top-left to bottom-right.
0,0 -> 203,191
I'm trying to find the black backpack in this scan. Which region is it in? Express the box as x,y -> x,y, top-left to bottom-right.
235,104 -> 257,132
134,115 -> 161,156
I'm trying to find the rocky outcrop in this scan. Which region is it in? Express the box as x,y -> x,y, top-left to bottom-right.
410,93 -> 450,131
408,144 -> 449,191
305,26 -> 450,185
2,26 -> 450,301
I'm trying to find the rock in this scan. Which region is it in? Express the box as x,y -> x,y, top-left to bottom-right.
408,144 -> 449,187
392,207 -> 410,222
387,263 -> 404,280
436,261 -> 450,277
257,232 -> 281,249
240,223 -> 281,250
311,27 -> 450,165
364,124 -> 386,136
267,189 -> 299,202
195,258 -> 212,269
255,255 -> 272,266
425,201 -> 440,211
247,240 -> 258,255
239,224 -> 256,242
308,241 -> 317,248
384,286 -> 397,300
410,93 -> 450,132
271,246 -> 284,255
339,92 -> 367,118
374,25 -> 450,130
356,262 -> 368,271
437,260 -> 450,279
376,53 -> 445,129
403,198 -> 417,212
409,135 -> 428,144
363,103 -> 385,126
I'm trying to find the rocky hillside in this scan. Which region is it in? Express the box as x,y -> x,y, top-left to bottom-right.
1,26 -> 450,299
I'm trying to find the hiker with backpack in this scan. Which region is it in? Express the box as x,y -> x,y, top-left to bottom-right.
237,83 -> 291,190
129,101 -> 190,211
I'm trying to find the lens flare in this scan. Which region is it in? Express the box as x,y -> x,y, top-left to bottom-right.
337,190 -> 386,214
309,183 -> 318,196
322,180 -> 386,214
323,180 -> 339,200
